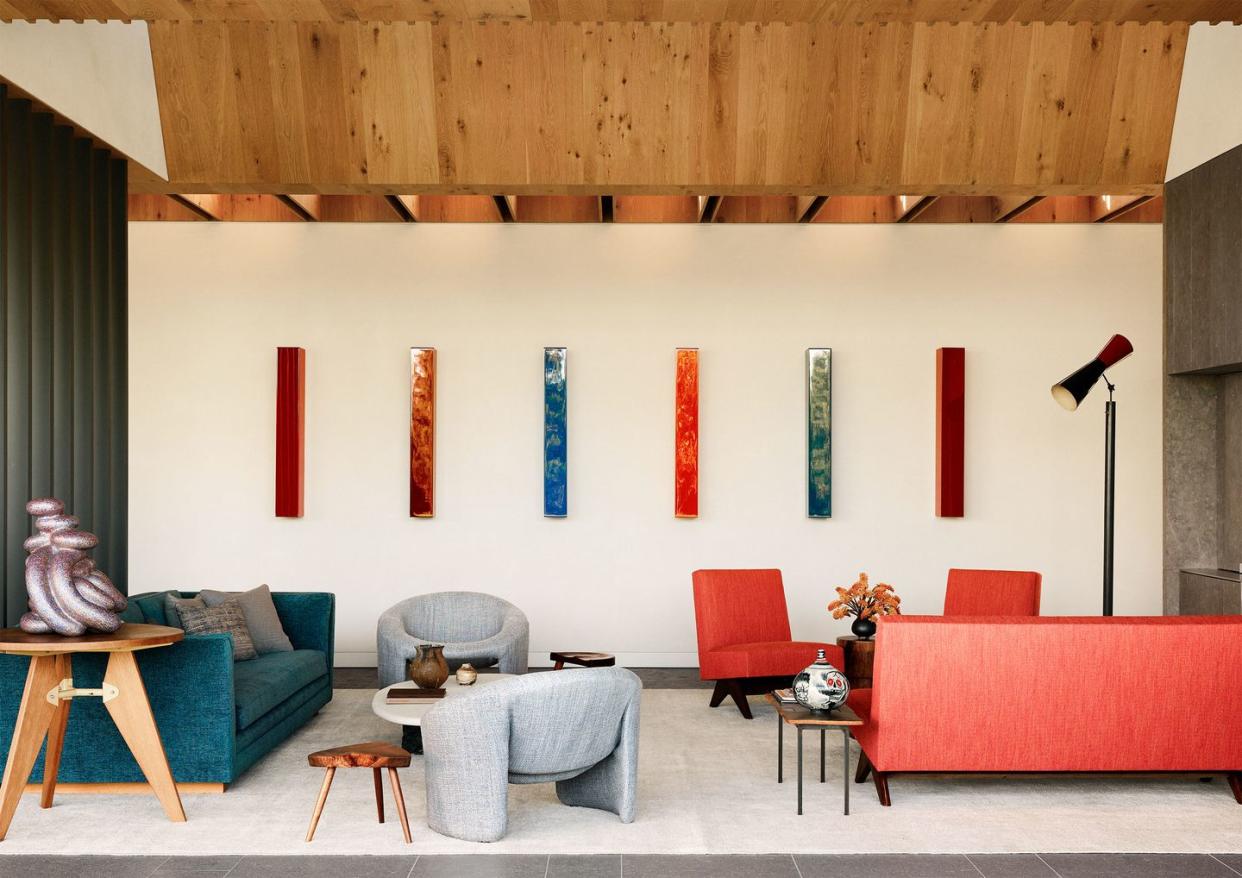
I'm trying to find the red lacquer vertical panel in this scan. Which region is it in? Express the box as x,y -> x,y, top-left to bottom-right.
936,347 -> 965,517
275,347 -> 306,518
410,347 -> 436,518
675,348 -> 699,518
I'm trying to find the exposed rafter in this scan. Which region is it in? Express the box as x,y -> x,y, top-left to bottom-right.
993,196 -> 1045,223
895,196 -> 938,223
1092,195 -> 1155,222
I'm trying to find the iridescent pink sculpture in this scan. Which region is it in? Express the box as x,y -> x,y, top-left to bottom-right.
19,498 -> 127,635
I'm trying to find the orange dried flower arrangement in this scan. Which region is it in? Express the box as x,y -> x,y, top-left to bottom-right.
828,572 -> 901,639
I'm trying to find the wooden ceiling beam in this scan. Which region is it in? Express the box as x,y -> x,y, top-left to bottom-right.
1092,194 -> 1155,222
128,194 -> 207,221
895,196 -> 938,222
9,1 -> 1234,23
993,196 -> 1045,223
613,196 -> 699,222
698,196 -> 722,223
513,196 -> 602,222
797,196 -> 829,223
384,195 -> 418,222
811,196 -> 900,222
277,194 -> 320,221
714,196 -> 799,223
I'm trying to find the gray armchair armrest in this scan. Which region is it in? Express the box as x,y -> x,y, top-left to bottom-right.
422,687 -> 512,842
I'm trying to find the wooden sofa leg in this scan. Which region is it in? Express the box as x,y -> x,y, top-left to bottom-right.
855,749 -> 873,784
872,770 -> 892,806
709,680 -> 728,708
725,680 -> 753,719
1228,773 -> 1242,804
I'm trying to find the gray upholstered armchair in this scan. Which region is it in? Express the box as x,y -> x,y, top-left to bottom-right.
376,592 -> 529,688
421,667 -> 641,842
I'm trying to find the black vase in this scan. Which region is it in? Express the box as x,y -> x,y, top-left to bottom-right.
851,616 -> 877,640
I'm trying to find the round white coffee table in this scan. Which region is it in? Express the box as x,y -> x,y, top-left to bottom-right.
372,675 -> 513,747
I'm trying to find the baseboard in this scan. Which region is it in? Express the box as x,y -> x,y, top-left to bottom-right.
26,782 -> 226,795
335,651 -> 699,668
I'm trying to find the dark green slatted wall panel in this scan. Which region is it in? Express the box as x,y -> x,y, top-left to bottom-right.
0,87 -> 128,627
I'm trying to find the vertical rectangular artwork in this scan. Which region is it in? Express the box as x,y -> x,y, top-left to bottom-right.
409,347 -> 436,518
806,348 -> 832,518
275,347 -> 306,518
936,347 -> 965,517
544,347 -> 568,517
674,348 -> 699,518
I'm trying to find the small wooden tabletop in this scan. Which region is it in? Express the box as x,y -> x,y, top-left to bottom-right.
0,623 -> 183,656
765,693 -> 863,727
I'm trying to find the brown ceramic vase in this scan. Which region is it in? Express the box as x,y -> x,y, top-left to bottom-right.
407,644 -> 449,690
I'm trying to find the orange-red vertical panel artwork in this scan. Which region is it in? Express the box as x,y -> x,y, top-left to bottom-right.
275,347 -> 305,518
409,347 -> 436,518
674,348 -> 699,518
936,347 -> 965,517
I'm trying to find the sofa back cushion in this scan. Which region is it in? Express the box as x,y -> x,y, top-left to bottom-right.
692,569 -> 792,655
943,569 -> 1041,616
865,616 -> 1242,772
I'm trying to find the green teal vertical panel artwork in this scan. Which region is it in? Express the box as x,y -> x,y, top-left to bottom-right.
544,347 -> 567,517
807,348 -> 832,518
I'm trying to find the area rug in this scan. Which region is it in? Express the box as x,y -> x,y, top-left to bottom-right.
1,690 -> 1236,855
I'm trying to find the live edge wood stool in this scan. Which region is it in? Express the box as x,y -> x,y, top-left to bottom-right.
306,742 -> 412,844
550,651 -> 615,670
0,623 -> 187,841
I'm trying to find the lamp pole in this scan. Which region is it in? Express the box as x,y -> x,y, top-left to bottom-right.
1102,377 -> 1116,617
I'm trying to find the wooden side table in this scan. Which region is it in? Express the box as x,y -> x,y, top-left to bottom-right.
306,742 -> 412,844
0,623 -> 186,840
549,651 -> 615,670
765,694 -> 863,816
836,636 -> 876,689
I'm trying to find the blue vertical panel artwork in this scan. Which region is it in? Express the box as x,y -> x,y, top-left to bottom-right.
544,347 -> 568,517
807,348 -> 832,518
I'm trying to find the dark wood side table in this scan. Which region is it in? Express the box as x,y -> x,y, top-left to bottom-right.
550,651 -> 615,670
306,742 -> 412,844
765,694 -> 863,816
0,623 -> 186,840
836,636 -> 876,689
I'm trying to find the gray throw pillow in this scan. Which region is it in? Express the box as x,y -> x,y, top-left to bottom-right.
178,601 -> 257,662
164,593 -> 206,629
198,584 -> 293,653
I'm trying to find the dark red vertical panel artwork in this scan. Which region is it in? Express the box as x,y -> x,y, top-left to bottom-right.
409,347 -> 436,518
674,348 -> 699,518
936,347 -> 965,518
275,347 -> 306,518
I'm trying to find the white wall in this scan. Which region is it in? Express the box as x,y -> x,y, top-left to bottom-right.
1166,23 -> 1242,181
0,21 -> 167,178
129,224 -> 1163,666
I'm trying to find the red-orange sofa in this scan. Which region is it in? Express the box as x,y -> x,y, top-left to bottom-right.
848,615 -> 1242,804
692,568 -> 842,719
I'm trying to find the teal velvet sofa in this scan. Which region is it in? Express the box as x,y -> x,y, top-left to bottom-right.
0,590 -> 334,786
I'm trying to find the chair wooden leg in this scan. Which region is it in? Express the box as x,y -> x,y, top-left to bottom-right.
373,767 -> 385,823
726,680 -> 753,719
708,680 -> 728,708
854,748 -> 873,784
872,769 -> 892,806
388,768 -> 412,844
41,655 -> 72,809
1228,773 -> 1242,804
305,767 -> 335,842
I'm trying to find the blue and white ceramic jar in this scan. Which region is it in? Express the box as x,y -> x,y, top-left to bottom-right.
793,648 -> 850,711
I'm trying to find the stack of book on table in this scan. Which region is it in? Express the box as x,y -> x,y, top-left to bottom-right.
386,687 -> 446,704
773,688 -> 798,704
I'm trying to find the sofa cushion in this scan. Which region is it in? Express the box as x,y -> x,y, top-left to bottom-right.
700,641 -> 843,680
132,591 -> 178,626
200,585 -> 294,654
179,602 -> 258,662
233,649 -> 328,730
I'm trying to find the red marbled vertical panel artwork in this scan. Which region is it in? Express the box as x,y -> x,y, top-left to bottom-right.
936,347 -> 965,517
674,348 -> 699,518
409,347 -> 436,518
275,347 -> 305,518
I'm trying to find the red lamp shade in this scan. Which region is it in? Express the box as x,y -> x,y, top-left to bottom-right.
1051,334 -> 1133,411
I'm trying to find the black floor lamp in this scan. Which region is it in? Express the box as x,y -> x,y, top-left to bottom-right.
1051,334 -> 1134,617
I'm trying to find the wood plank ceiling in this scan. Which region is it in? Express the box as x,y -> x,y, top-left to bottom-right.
2,0 -> 1238,23
8,2 -> 1210,223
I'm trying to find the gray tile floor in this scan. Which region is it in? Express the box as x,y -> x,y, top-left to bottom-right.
3,854 -> 1241,878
